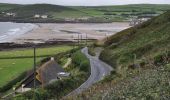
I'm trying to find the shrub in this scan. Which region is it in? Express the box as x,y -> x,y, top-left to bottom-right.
72,50 -> 90,72
88,47 -> 96,56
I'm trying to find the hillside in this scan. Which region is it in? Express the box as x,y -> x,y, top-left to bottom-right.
70,11 -> 170,99
0,3 -> 21,11
0,3 -> 170,22
5,4 -> 78,18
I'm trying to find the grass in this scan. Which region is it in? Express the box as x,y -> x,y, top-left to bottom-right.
0,45 -> 73,89
73,63 -> 170,100
0,3 -> 20,11
0,46 -> 73,58
101,11 -> 170,70
0,58 -> 40,87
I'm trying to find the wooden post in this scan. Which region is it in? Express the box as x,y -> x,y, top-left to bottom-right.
33,46 -> 36,100
85,33 -> 87,45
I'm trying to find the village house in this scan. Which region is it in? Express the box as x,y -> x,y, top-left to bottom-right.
34,14 -> 40,18
41,15 -> 48,19
6,12 -> 16,17
34,14 -> 48,19
16,57 -> 69,93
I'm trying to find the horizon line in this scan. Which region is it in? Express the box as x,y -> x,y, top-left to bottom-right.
0,2 -> 170,6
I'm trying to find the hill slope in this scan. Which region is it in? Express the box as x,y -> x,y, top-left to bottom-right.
0,4 -> 170,22
5,4 -> 80,18
0,3 -> 21,11
70,11 -> 170,99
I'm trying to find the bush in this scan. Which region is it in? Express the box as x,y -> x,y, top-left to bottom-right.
88,47 -> 96,56
72,50 -> 90,72
80,61 -> 90,72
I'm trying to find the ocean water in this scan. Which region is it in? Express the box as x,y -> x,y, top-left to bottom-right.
0,22 -> 37,43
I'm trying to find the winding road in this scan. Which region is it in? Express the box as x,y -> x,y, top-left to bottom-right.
67,47 -> 113,96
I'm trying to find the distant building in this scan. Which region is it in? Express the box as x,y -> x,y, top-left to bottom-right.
41,15 -> 48,19
34,14 -> 40,18
6,12 -> 16,17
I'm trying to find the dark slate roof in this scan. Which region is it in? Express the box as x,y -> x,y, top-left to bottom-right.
37,60 -> 65,86
21,72 -> 41,88
20,59 -> 65,88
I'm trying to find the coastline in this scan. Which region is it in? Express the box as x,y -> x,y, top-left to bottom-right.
0,22 -> 130,44
0,22 -> 38,43
0,18 -> 128,23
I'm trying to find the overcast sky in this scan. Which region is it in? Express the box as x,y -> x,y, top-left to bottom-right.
0,0 -> 170,6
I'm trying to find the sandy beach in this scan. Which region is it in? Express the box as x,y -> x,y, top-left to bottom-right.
11,22 -> 130,43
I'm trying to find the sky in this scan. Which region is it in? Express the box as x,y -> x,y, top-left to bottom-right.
0,0 -> 170,6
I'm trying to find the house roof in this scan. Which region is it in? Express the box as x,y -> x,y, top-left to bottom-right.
37,59 -> 65,86
20,59 -> 65,88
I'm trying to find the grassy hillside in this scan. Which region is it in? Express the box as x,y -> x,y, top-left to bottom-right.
101,11 -> 170,70
0,3 -> 170,22
70,11 -> 170,99
6,4 -> 77,18
0,3 -> 21,11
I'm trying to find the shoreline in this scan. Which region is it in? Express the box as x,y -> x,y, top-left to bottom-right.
0,22 -> 38,43
0,18 -> 128,24
0,22 -> 130,44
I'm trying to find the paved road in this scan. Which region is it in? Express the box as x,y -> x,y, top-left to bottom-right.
67,47 -> 113,96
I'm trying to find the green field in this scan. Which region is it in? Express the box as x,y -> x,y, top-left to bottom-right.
0,45 -> 73,88
0,46 -> 73,58
0,3 -> 170,22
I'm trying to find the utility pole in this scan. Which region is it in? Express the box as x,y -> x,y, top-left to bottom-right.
80,34 -> 82,46
33,46 -> 36,100
85,33 -> 87,46
77,33 -> 79,47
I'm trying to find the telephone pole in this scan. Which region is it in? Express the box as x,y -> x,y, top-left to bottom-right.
85,33 -> 87,45
33,46 -> 36,100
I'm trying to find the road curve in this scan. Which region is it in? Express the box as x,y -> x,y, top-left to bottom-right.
67,47 -> 113,96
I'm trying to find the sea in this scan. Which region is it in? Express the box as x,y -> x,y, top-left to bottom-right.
0,22 -> 37,43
